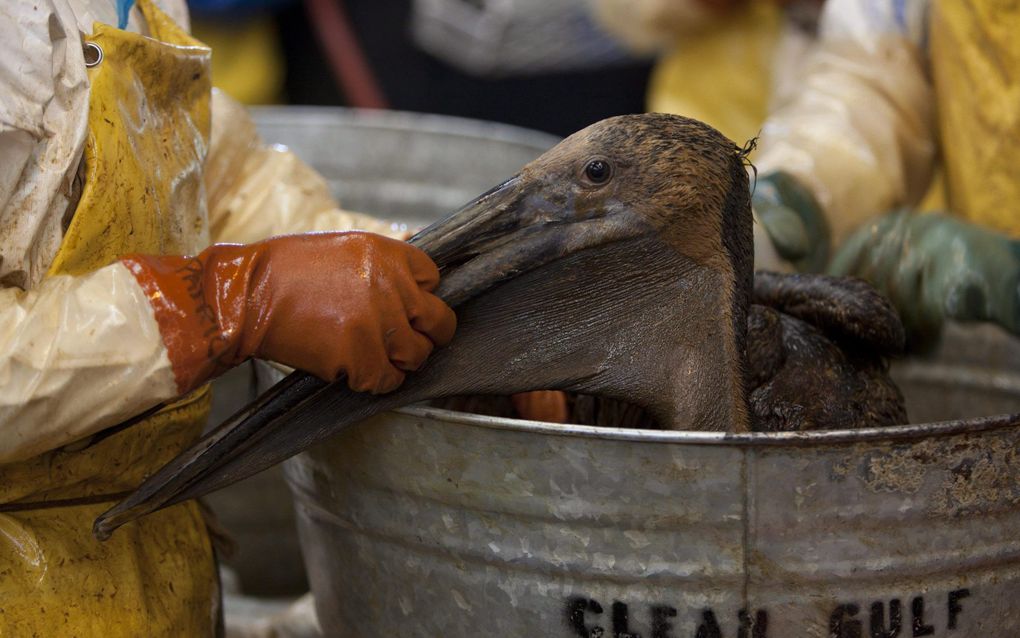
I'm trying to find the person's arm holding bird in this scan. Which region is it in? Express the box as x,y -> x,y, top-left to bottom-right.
200,90 -> 564,421
0,0 -> 456,463
0,193 -> 454,467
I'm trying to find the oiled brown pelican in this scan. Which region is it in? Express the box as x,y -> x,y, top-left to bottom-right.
94,114 -> 904,538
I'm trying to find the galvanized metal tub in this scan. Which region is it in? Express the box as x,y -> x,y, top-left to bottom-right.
229,106 -> 1020,636
282,332 -> 1020,636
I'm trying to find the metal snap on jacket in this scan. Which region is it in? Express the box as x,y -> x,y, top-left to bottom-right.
83,42 -> 103,67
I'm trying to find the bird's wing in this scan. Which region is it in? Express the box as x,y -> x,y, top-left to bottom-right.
752,271 -> 905,354
748,310 -> 908,432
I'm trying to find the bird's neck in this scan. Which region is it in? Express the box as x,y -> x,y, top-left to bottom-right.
559,237 -> 750,432
644,152 -> 754,430
658,264 -> 750,432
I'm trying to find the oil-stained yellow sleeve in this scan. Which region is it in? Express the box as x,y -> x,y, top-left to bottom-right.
0,264 -> 178,463
205,90 -> 407,244
754,0 -> 936,246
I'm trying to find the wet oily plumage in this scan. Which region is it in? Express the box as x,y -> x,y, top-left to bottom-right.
746,271 -> 905,432
94,114 -> 905,537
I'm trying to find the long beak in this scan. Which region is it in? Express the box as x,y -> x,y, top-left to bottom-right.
93,174 -> 652,539
411,174 -> 647,306
412,175 -> 526,267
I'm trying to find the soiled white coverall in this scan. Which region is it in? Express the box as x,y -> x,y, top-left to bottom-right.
0,0 -> 401,463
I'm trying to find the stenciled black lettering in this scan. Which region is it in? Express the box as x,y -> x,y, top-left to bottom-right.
738,609 -> 769,638
612,601 -> 641,638
947,589 -> 970,630
650,605 -> 676,638
910,597 -> 934,637
830,604 -> 863,638
869,599 -> 902,638
567,597 -> 588,635
566,597 -> 605,638
695,609 -> 723,638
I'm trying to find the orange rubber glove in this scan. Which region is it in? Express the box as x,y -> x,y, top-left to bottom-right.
511,391 -> 569,423
121,232 -> 456,395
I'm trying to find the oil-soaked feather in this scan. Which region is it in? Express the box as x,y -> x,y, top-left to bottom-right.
753,271 -> 904,353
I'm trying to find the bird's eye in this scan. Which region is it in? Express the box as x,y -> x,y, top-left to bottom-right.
584,159 -> 612,184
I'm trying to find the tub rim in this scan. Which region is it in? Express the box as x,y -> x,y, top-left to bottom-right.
249,105 -> 562,151
393,405 -> 1020,448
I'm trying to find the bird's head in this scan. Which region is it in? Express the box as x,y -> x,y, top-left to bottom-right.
414,113 -> 754,311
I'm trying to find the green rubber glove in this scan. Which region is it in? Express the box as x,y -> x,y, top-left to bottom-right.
752,171 -> 831,273
830,210 -> 1020,348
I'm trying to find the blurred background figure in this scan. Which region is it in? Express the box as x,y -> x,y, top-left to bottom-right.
747,0 -> 1020,349
189,0 -> 292,103
591,0 -> 824,150
410,0 -> 636,78
189,0 -> 655,135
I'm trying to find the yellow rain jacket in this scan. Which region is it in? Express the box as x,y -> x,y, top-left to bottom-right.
0,1 -> 219,634
644,0 -> 788,149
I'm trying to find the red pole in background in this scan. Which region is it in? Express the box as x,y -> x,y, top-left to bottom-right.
304,0 -> 390,109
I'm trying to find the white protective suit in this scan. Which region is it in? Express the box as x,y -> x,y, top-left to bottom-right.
0,0 -> 400,463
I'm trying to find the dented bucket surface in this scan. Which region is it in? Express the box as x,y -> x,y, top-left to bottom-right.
277,323 -> 1020,638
